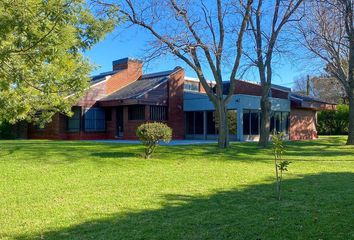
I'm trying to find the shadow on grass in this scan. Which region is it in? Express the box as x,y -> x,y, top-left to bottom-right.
12,172 -> 354,240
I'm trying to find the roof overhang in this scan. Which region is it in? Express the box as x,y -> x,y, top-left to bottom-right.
98,99 -> 168,107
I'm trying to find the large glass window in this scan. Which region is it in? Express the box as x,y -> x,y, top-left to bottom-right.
243,110 -> 260,135
84,108 -> 105,132
206,111 -> 216,134
150,106 -> 168,121
67,107 -> 81,132
270,111 -> 290,134
186,111 -> 204,134
128,105 -> 145,120
251,112 -> 259,135
243,111 -> 251,135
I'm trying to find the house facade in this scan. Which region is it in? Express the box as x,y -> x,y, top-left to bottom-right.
27,58 -> 336,141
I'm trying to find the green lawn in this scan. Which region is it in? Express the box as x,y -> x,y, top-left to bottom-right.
0,136 -> 353,240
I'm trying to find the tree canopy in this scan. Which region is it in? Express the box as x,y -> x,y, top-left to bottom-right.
0,0 -> 116,125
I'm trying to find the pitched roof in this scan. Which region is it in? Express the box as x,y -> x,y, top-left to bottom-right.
90,70 -> 120,84
100,69 -> 176,101
290,93 -> 332,104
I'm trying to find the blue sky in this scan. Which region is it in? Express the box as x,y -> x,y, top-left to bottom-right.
84,28 -> 303,88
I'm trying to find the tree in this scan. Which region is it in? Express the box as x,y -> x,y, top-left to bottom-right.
96,0 -> 253,148
297,0 -> 354,145
245,0 -> 304,147
293,74 -> 348,104
0,0 -> 116,125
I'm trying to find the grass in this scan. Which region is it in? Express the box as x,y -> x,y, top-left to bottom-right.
0,136 -> 353,240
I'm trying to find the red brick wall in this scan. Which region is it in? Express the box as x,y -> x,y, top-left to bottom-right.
289,108 -> 318,140
234,80 -> 289,99
167,69 -> 185,139
28,113 -> 64,140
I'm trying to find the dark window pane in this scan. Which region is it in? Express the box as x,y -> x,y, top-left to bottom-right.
194,111 -> 204,134
207,111 -> 216,134
186,112 -> 195,134
105,108 -> 112,121
84,108 -> 105,132
243,111 -> 250,135
150,106 -> 168,121
251,111 -> 259,135
68,107 -> 81,132
128,105 -> 145,120
275,112 -> 281,132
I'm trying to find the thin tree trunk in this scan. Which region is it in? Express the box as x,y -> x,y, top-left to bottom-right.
347,93 -> 354,145
216,102 -> 229,148
259,85 -> 271,147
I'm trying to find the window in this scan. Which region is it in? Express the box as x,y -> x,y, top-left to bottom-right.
184,81 -> 199,92
243,111 -> 250,135
67,107 -> 81,132
150,106 -> 168,121
194,111 -> 204,134
186,111 -> 204,134
270,111 -> 290,134
128,105 -> 145,120
105,108 -> 112,121
243,110 -> 260,135
84,108 -> 105,132
206,111 -> 216,134
250,112 -> 259,135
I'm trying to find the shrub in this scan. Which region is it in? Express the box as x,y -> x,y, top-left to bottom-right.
136,122 -> 172,159
317,104 -> 349,135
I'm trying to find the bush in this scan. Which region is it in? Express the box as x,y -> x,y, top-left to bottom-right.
136,122 -> 172,159
317,104 -> 349,135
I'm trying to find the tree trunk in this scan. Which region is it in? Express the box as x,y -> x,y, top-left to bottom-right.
259,86 -> 271,147
347,93 -> 354,145
215,101 -> 229,148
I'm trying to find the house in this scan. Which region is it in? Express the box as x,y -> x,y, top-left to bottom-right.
27,58 -> 336,141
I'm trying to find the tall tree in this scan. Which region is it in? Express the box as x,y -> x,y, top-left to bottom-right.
293,74 -> 348,104
245,0 -> 304,147
0,0 -> 116,125
96,0 -> 253,148
297,0 -> 354,145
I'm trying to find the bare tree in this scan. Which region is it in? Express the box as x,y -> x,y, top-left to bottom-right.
292,74 -> 347,103
245,0 -> 304,147
96,0 -> 253,148
297,0 -> 354,145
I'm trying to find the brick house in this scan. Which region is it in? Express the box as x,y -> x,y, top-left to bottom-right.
27,58 -> 336,141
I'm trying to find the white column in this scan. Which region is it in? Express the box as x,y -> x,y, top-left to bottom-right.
237,108 -> 244,141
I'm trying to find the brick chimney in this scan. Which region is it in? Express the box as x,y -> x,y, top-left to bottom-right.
104,58 -> 143,95
112,57 -> 143,72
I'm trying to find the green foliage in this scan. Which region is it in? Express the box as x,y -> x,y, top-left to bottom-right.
136,122 -> 172,159
272,132 -> 291,200
0,0 -> 117,125
317,104 -> 349,135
